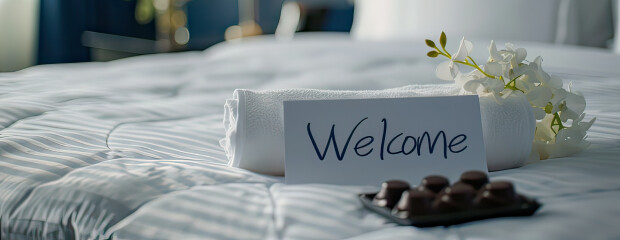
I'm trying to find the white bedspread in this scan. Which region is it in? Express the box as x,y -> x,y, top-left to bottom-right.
0,33 -> 619,239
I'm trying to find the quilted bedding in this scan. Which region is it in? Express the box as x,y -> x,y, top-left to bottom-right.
0,33 -> 619,239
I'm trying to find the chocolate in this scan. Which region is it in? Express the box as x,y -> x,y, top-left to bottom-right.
393,189 -> 435,218
417,175 -> 449,193
359,171 -> 542,227
372,180 -> 410,208
433,182 -> 476,213
475,181 -> 519,208
458,170 -> 489,189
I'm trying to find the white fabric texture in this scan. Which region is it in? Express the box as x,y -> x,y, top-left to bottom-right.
0,33 -> 618,239
222,86 -> 535,175
478,93 -> 536,170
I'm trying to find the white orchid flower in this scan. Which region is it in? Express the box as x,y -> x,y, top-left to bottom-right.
460,73 -> 504,95
426,33 -> 595,161
526,87 -> 552,107
559,83 -> 586,121
487,41 -> 514,79
436,37 -> 473,80
571,113 -> 596,134
557,113 -> 594,144
505,43 -> 527,67
556,127 -> 589,147
547,75 -> 563,89
514,74 -> 536,92
482,77 -> 506,93
525,87 -> 553,119
535,113 -> 596,159
513,64 -> 536,82
484,61 -> 510,77
532,57 -> 562,89
488,40 -> 510,63
535,114 -> 556,141
488,42 -> 526,75
547,88 -> 568,114
455,69 -> 485,91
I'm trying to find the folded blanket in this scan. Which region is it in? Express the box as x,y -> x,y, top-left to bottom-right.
220,85 -> 534,175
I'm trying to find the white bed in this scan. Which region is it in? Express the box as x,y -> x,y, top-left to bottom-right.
1,33 -> 619,239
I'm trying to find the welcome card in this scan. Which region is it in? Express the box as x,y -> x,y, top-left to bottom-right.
283,95 -> 487,186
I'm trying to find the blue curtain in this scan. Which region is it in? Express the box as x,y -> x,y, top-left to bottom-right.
37,0 -> 157,64
38,0 -> 94,64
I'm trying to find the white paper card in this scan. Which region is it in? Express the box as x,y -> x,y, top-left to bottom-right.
284,95 -> 487,186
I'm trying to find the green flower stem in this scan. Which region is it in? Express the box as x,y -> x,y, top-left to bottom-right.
505,85 -> 520,91
433,46 -> 451,58
506,78 -> 516,87
441,46 -> 451,59
553,112 -> 565,130
453,60 -> 496,79
431,43 -> 522,91
467,56 -> 478,66
503,76 -> 524,92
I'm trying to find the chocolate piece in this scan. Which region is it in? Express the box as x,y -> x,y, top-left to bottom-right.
373,180 -> 410,208
417,175 -> 449,193
393,189 -> 435,218
458,170 -> 489,189
433,182 -> 476,213
475,181 -> 519,208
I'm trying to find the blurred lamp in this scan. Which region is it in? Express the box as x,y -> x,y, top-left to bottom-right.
225,0 -> 263,41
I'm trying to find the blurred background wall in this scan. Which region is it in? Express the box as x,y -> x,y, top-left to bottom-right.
0,0 -> 353,72
0,0 -> 39,72
0,0 -> 617,72
352,0 -> 616,48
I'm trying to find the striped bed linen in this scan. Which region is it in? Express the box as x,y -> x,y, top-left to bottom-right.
1,33 -> 619,239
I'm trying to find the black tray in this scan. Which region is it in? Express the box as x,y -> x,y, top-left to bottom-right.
359,193 -> 542,227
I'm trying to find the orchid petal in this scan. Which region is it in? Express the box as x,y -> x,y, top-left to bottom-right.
453,37 -> 472,61
436,61 -> 457,80
550,88 -> 567,106
463,79 -> 483,93
489,40 -> 503,62
561,91 -> 586,120
527,87 -> 552,107
532,107 -> 547,120
513,65 -> 533,78
454,70 -> 483,89
548,75 -> 563,89
533,56 -> 543,69
509,53 -> 518,69
482,78 -> 505,93
556,127 -> 586,144
535,114 -> 556,140
515,75 -> 535,91
484,62 -> 504,76
560,108 -> 580,122
515,48 -> 527,63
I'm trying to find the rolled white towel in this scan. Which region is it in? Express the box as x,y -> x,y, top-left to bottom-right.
220,85 -> 534,175
478,93 -> 536,170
